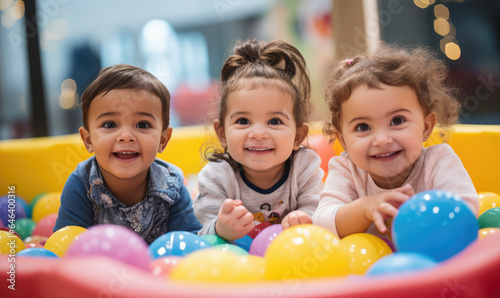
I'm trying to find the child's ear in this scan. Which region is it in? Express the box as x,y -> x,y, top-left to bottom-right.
214,120 -> 227,148
293,124 -> 309,150
158,127 -> 173,153
423,112 -> 437,141
79,127 -> 94,153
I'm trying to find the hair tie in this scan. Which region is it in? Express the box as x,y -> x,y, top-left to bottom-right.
345,59 -> 354,65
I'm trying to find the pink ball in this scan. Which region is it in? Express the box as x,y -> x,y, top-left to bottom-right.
249,224 -> 283,257
32,213 -> 58,238
151,256 -> 183,277
65,224 -> 151,271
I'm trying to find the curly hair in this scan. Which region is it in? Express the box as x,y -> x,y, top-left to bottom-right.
323,43 -> 463,140
206,39 -> 312,166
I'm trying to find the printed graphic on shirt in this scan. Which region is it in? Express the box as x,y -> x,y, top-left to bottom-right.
253,202 -> 282,224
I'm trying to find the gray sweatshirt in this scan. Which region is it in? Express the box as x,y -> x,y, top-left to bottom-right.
194,148 -> 324,236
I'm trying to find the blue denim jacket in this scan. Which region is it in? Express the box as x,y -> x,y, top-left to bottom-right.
54,156 -> 202,244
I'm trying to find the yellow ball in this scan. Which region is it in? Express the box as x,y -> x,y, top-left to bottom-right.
44,225 -> 86,257
170,248 -> 265,283
338,233 -> 392,275
478,192 -> 500,216
478,227 -> 500,240
0,230 -> 25,254
32,192 -> 61,222
264,224 -> 349,281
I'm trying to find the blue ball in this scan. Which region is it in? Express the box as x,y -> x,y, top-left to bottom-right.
392,190 -> 478,262
366,252 -> 437,276
232,234 -> 253,252
148,231 -> 209,259
17,247 -> 60,258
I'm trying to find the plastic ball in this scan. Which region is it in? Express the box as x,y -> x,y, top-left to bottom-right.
0,195 -> 27,226
170,248 -> 265,283
265,224 -> 350,280
393,190 -> 478,262
148,231 -> 209,259
65,224 -> 151,271
0,227 -> 21,240
478,192 -> 500,215
338,233 -> 392,275
247,221 -> 272,239
16,247 -> 59,258
478,228 -> 500,240
232,234 -> 253,252
249,223 -> 283,257
16,197 -> 32,219
212,243 -> 249,255
44,225 -> 86,257
200,234 -> 229,246
366,252 -> 437,276
32,213 -> 58,238
24,235 -> 48,246
30,193 -> 46,209
13,218 -> 36,240
151,256 -> 183,277
478,207 -> 500,229
32,192 -> 61,222
306,134 -> 336,182
0,230 -> 25,254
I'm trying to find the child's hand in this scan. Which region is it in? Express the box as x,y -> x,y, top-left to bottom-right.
362,184 -> 414,234
215,199 -> 255,241
281,210 -> 312,229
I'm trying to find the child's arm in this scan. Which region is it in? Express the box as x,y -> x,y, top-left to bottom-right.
168,183 -> 202,233
282,149 -> 324,229
427,144 -> 479,216
215,199 -> 254,241
334,184 -> 414,237
194,162 -> 253,240
53,173 -> 94,232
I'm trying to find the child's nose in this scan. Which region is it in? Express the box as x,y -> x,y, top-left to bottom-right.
117,129 -> 136,143
249,124 -> 270,139
372,129 -> 392,146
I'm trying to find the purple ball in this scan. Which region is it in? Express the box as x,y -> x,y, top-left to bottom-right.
65,224 -> 151,271
249,224 -> 283,257
0,196 -> 26,225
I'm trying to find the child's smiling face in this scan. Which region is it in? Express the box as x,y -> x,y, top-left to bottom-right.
80,89 -> 171,182
215,86 -> 306,178
336,84 -> 436,188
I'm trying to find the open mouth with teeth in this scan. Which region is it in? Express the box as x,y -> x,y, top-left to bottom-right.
246,147 -> 274,152
113,151 -> 140,160
371,150 -> 402,160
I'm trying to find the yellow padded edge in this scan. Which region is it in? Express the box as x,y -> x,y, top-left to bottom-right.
1,124 -> 498,202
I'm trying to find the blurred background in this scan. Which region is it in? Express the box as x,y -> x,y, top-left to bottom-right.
0,0 -> 498,140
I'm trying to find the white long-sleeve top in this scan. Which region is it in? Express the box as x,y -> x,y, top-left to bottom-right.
194,148 -> 324,236
313,143 -> 478,238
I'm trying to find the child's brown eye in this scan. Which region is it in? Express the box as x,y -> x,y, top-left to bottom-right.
102,122 -> 116,129
236,118 -> 249,125
137,122 -> 151,129
268,118 -> 282,125
391,117 -> 406,126
356,123 -> 370,132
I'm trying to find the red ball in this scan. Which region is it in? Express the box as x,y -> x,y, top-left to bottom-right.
32,213 -> 58,238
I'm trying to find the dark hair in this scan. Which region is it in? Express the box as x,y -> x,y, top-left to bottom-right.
81,64 -> 170,131
324,43 -> 462,139
208,39 -> 311,164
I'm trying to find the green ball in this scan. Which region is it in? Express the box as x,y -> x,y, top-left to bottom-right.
201,234 -> 229,246
13,218 -> 36,240
478,207 -> 500,229
212,243 -> 249,255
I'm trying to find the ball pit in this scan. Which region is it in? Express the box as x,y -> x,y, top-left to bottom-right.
1,124 -> 500,296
